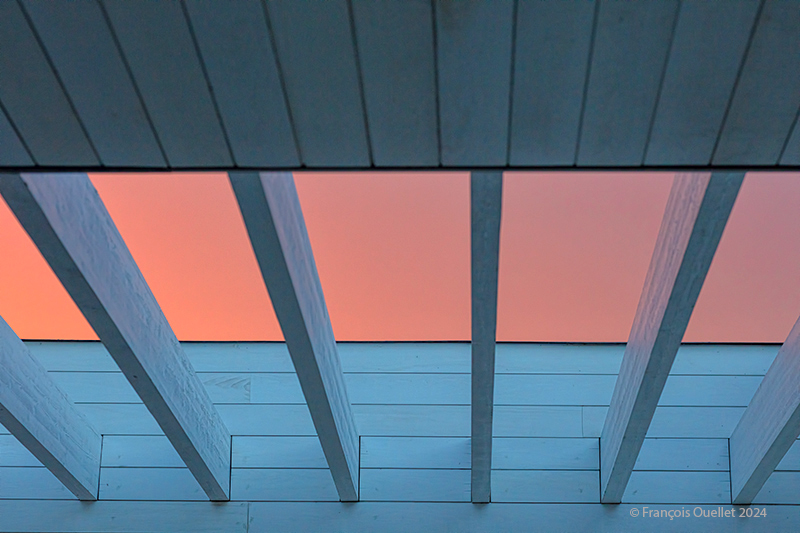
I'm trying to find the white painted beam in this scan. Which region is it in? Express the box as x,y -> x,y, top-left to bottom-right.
229,172 -> 359,501
0,316 -> 101,500
0,173 -> 231,501
599,172 -> 743,503
470,172 -> 503,503
730,316 -> 800,504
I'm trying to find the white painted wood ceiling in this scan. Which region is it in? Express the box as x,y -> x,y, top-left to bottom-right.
0,0 -> 797,171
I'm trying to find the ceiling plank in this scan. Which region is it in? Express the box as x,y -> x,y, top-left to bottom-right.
509,0 -> 595,166
470,172 -> 503,503
229,171 -> 360,501
0,1 -> 97,166
184,0 -> 299,168
714,0 -> 800,165
436,0 -> 514,166
645,0 -> 760,166
265,0 -> 370,167
0,173 -> 232,501
599,172 -> 743,503
578,1 -> 679,166
21,0 -> 165,167
0,315 -> 101,500
0,108 -> 32,165
730,317 -> 800,504
352,0 -> 438,166
101,0 -> 232,167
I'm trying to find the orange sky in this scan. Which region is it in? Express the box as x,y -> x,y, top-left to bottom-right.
0,171 -> 797,342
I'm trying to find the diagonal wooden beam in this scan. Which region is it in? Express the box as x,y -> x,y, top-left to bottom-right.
600,172 -> 744,503
0,316 -> 101,500
730,316 -> 800,504
229,171 -> 359,501
470,171 -> 503,503
0,173 -> 232,501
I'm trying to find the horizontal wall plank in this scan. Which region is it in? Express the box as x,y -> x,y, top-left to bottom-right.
361,437 -> 470,469
0,467 -> 74,500
659,376 -> 761,407
216,405 -> 316,436
232,436 -> 327,469
346,374 -> 469,405
231,468 -> 337,501
492,438 -> 598,470
495,375 -> 616,405
492,470 -> 599,503
623,472 -> 730,504
670,345 -> 777,375
338,343 -> 470,373
496,406 -> 584,438
754,472 -> 800,504
0,435 -> 40,467
99,468 -> 204,501
583,407 -> 745,438
101,436 -> 183,468
360,469 -> 470,502
635,439 -> 729,472
777,440 -> 800,471
495,344 -> 624,374
353,405 -> 469,437
182,343 -> 294,373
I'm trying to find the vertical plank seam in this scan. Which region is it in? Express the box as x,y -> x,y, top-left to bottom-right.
640,0 -> 682,165
504,0 -> 520,166
260,0 -> 305,166
0,99 -> 36,164
431,0 -> 442,167
96,0 -> 170,167
17,0 -> 102,165
346,0 -> 374,167
708,0 -> 765,164
180,0 -> 237,167
727,437 -> 733,504
573,0 -> 600,166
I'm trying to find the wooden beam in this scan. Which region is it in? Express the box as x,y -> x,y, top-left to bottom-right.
0,173 -> 232,501
730,316 -> 800,504
229,172 -> 359,501
599,172 -> 743,503
470,172 -> 503,503
0,316 -> 101,500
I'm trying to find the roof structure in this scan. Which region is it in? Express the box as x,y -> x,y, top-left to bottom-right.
0,1 -> 799,532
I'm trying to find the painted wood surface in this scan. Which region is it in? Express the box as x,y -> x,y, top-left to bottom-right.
600,173 -> 743,503
0,1 -> 97,166
624,472 -> 730,504
577,1 -> 679,165
184,0 -> 299,167
351,0 -> 438,166
230,172 -> 359,501
509,0 -> 595,165
435,0 -> 514,165
265,0 -> 370,166
21,0 -> 165,167
645,0 -> 760,165
470,171 -> 503,502
730,317 -> 800,503
0,109 -> 32,165
0,174 -> 231,501
0,319 -> 100,500
101,0 -> 231,167
713,0 -> 800,165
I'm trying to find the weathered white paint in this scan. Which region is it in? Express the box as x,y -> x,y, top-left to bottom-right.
0,317 -> 101,500
730,316 -> 800,503
0,173 -> 232,501
600,172 -> 743,503
229,171 -> 359,501
470,171 -> 503,502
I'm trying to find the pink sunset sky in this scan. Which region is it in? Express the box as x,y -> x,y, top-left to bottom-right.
0,172 -> 798,343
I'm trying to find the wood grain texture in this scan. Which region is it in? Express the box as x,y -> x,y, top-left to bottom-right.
645,0 -> 760,165
0,173 -> 231,501
730,317 -> 800,503
436,0 -> 514,165
21,0 -> 165,167
183,0 -> 299,167
229,171 -> 359,501
351,0 -> 438,166
714,0 -> 800,165
470,171 -> 503,502
101,0 -> 231,167
577,1 -> 679,165
0,1 -> 97,166
509,0 -> 595,165
600,172 -> 743,502
265,0 -> 370,166
0,317 -> 101,500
